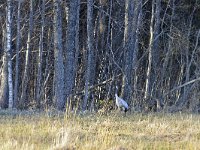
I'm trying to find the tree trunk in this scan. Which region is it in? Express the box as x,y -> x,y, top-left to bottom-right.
152,0 -> 162,110
83,0 -> 95,111
176,6 -> 196,109
65,0 -> 80,107
144,0 -> 155,108
20,0 -> 34,109
53,0 -> 64,110
35,0 -> 45,108
6,0 -> 13,109
122,0 -> 139,104
14,1 -> 21,108
160,0 -> 175,107
0,29 -> 8,108
133,0 -> 142,108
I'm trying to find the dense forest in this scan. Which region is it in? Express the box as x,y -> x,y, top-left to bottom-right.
0,0 -> 200,113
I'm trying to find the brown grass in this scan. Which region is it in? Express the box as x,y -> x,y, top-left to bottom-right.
0,110 -> 200,150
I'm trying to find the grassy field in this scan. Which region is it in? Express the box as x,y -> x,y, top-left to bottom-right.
0,110 -> 200,150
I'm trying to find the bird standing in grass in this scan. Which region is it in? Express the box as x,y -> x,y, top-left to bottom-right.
115,86 -> 129,114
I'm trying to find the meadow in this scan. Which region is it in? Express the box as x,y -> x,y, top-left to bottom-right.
0,110 -> 200,150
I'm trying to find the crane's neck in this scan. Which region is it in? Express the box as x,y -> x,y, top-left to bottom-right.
115,86 -> 119,102
115,93 -> 119,102
115,87 -> 118,96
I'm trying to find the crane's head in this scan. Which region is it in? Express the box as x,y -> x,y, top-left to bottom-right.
116,85 -> 119,90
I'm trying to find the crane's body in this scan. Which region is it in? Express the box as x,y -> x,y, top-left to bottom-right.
115,86 -> 129,113
115,94 -> 129,111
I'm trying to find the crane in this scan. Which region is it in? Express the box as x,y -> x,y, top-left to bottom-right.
115,86 -> 129,114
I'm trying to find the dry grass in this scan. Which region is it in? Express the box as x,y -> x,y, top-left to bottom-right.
0,110 -> 200,150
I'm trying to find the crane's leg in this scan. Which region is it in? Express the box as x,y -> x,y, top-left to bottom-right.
124,108 -> 128,117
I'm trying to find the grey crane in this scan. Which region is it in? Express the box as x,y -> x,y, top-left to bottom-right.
115,86 -> 129,114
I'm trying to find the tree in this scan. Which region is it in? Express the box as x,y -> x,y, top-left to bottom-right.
6,0 -> 13,109
65,0 -> 80,107
14,0 -> 22,108
0,0 -> 13,109
35,0 -> 45,108
83,0 -> 95,111
144,0 -> 162,110
20,0 -> 34,109
0,29 -> 8,108
122,0 -> 139,105
53,0 -> 64,110
0,0 -> 200,112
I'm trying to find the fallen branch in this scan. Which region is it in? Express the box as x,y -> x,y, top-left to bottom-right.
164,77 -> 200,97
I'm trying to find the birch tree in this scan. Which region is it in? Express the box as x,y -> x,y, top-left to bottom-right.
0,29 -> 8,109
0,0 -> 13,109
6,0 -> 13,109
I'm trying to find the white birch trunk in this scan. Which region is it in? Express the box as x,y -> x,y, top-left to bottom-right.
144,0 -> 155,104
6,0 -> 13,109
0,29 -> 8,108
